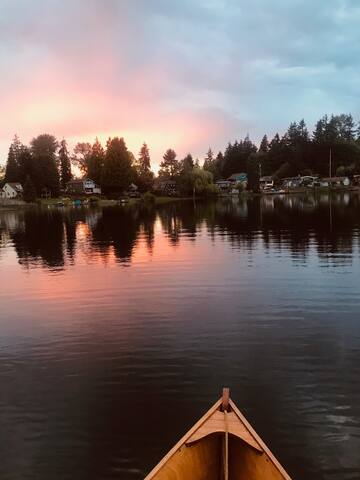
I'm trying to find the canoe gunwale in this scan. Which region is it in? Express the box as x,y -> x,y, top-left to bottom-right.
144,398 -> 223,479
229,399 -> 292,480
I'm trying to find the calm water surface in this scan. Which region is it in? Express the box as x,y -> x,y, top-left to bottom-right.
0,194 -> 359,480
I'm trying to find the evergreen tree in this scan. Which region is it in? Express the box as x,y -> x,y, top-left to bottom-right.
312,114 -> 360,174
203,148 -> 221,180
5,146 -> 18,182
203,148 -> 214,169
246,153 -> 260,193
259,135 -> 269,153
137,142 -> 151,173
17,146 -> 36,185
135,142 -> 154,192
274,162 -> 293,180
356,122 -> 360,142
158,149 -> 180,179
215,151 -> 224,179
222,136 -> 257,178
101,137 -> 134,195
59,139 -> 72,189
266,133 -> 287,175
31,134 -> 60,197
282,120 -> 310,174
5,135 -> 22,182
23,175 -> 37,202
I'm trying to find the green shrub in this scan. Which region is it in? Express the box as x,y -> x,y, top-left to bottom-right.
142,191 -> 156,205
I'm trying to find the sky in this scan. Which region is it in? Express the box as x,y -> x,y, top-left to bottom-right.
1,0 -> 360,170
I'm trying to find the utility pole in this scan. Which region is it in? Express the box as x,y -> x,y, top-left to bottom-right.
329,148 -> 332,181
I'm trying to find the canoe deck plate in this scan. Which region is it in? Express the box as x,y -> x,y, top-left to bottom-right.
185,410 -> 263,452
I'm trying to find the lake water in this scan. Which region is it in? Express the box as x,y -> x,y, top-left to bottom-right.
0,193 -> 359,480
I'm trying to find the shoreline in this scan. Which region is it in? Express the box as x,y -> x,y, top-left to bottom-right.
1,187 -> 359,211
0,196 -> 197,210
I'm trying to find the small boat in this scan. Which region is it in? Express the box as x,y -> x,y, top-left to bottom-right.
145,388 -> 292,480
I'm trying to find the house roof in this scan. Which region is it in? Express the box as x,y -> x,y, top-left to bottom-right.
227,173 -> 247,181
6,182 -> 23,192
322,177 -> 349,182
67,178 -> 95,185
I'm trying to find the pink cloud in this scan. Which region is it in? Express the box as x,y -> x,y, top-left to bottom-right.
0,0 -> 248,169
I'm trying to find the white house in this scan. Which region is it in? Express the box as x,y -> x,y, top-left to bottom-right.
66,178 -> 101,195
320,177 -> 350,187
215,180 -> 232,191
228,173 -> 248,185
260,176 -> 274,190
1,183 -> 23,199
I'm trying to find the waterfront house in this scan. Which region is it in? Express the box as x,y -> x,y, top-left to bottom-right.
215,180 -> 232,191
227,173 -> 248,185
301,176 -> 319,187
320,177 -> 350,187
353,175 -> 360,186
154,178 -> 177,196
127,183 -> 140,197
281,177 -> 302,189
66,178 -> 101,195
1,183 -> 23,199
260,176 -> 274,190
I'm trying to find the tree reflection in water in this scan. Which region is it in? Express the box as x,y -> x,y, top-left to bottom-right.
0,192 -> 359,270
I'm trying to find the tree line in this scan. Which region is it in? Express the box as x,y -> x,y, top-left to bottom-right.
3,134 -> 154,200
2,113 -> 360,200
202,114 -> 360,184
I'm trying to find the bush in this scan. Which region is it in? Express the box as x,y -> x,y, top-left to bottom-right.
142,191 -> 156,205
203,183 -> 219,196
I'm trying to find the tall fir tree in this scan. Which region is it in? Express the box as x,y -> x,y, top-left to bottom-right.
246,153 -> 260,193
215,151 -> 224,178
203,148 -> 221,181
17,146 -> 35,185
222,136 -> 257,178
59,139 -> 72,189
259,135 -> 269,153
203,148 -> 214,170
135,142 -> 154,192
5,134 -> 22,182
